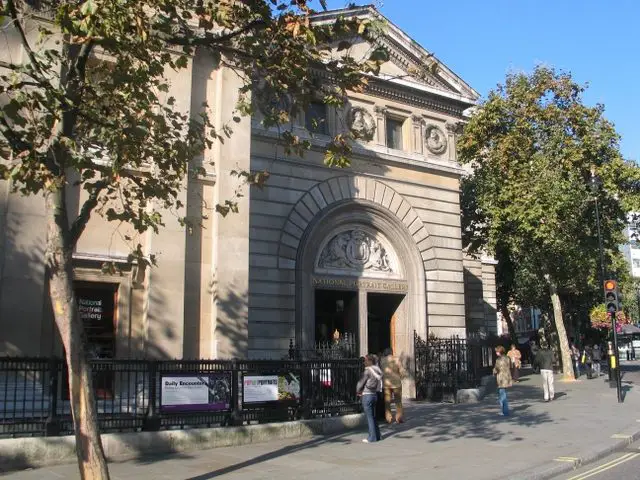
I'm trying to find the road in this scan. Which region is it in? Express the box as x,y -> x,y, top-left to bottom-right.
554,440 -> 640,480
551,362 -> 640,480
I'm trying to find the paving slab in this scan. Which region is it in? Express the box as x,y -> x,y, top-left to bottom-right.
3,363 -> 640,480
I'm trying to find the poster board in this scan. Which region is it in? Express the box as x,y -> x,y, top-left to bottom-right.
243,373 -> 300,403
160,373 -> 232,412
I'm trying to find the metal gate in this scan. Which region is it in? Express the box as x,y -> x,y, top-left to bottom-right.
414,332 -> 493,401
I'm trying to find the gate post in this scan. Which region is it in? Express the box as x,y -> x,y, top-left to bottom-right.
143,360 -> 161,431
45,358 -> 60,436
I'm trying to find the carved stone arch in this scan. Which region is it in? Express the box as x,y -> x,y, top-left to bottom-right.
276,176 -> 436,272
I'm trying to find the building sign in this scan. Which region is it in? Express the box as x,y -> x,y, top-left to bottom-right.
243,373 -> 300,403
160,373 -> 232,412
74,282 -> 117,400
75,283 -> 116,360
312,276 -> 408,293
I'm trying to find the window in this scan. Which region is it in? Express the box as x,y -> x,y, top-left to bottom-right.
386,117 -> 404,150
305,101 -> 328,134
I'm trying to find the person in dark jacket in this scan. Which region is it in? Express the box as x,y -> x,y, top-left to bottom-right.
356,354 -> 382,443
534,346 -> 554,402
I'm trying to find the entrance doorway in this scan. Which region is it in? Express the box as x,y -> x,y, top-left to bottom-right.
314,290 -> 358,343
367,293 -> 404,355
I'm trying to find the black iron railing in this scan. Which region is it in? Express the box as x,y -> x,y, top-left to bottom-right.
414,332 -> 494,401
288,333 -> 358,360
0,357 -> 362,438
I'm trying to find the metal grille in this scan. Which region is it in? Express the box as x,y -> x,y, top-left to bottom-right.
414,332 -> 494,402
0,356 -> 362,438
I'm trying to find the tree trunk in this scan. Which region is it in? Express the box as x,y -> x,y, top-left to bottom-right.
45,188 -> 110,480
546,275 -> 575,381
500,304 -> 518,345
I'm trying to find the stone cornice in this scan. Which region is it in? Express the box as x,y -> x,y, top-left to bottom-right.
313,69 -> 469,119
251,122 -> 465,177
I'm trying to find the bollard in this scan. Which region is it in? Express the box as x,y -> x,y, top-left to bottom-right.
607,341 -> 614,381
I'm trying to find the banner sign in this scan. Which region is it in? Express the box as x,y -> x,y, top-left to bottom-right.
160,373 -> 232,412
243,373 -> 300,403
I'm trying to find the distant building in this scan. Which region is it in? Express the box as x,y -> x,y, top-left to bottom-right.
622,212 -> 640,278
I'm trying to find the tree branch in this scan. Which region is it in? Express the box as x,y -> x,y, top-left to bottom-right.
166,19 -> 267,49
0,60 -> 26,71
6,0 -> 44,77
68,179 -> 110,246
0,114 -> 33,153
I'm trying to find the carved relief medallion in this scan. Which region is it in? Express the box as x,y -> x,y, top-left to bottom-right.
425,123 -> 447,155
348,107 -> 376,141
318,229 -> 393,273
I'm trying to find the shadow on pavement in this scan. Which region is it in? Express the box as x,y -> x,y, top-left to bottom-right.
180,372 -> 555,478
183,430 -> 355,480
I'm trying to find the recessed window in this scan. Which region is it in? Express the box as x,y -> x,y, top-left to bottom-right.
305,101 -> 328,135
386,117 -> 404,150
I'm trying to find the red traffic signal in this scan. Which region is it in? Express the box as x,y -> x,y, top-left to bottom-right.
604,279 -> 617,291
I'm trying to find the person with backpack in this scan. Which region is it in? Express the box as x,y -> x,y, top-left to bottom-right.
381,348 -> 407,424
534,344 -> 555,402
582,345 -> 594,379
356,354 -> 383,443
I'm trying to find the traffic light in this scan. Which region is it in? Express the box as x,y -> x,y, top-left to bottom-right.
604,279 -> 620,316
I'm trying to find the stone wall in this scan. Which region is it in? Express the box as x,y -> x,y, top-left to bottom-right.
247,135 -> 467,358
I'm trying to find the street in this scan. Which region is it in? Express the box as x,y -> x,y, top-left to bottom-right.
554,441 -> 640,480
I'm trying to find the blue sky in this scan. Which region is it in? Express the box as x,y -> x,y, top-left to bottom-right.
323,1 -> 639,161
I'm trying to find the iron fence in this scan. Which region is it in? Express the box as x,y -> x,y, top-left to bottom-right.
0,356 -> 362,438
414,332 -> 494,402
288,333 -> 358,361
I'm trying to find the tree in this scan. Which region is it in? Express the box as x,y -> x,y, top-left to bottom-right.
0,1 -> 389,478
459,66 -> 639,380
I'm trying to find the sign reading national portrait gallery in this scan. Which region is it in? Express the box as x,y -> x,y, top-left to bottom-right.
160,373 -> 232,412
312,276 -> 408,293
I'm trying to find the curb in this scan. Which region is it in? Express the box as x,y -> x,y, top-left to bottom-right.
0,413 -> 365,473
510,426 -> 640,480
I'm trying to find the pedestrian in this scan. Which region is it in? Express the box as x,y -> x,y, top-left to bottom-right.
591,343 -> 602,377
534,344 -> 555,401
371,354 -> 385,421
493,346 -> 512,416
570,341 -> 581,378
507,344 -> 522,382
381,348 -> 406,424
356,354 -> 382,443
530,340 -> 539,373
582,345 -> 593,379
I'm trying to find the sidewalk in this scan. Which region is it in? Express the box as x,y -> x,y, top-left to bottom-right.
4,364 -> 640,480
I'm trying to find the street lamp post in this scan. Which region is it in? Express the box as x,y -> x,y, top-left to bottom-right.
591,168 -> 623,402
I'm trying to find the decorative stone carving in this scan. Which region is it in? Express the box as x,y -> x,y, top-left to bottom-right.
318,229 -> 393,273
255,85 -> 292,117
425,123 -> 447,155
446,121 -> 465,135
348,107 -> 376,141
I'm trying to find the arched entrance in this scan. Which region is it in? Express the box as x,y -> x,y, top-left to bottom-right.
296,200 -> 427,363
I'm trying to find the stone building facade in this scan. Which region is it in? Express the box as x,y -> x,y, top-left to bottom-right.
0,7 -> 498,368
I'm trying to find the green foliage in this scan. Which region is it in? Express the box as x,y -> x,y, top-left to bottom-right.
460,66 -> 639,323
0,0 -> 388,251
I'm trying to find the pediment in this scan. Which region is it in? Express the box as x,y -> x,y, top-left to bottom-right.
313,6 -> 479,105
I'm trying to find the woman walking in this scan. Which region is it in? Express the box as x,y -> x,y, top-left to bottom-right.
507,344 -> 522,382
493,346 -> 513,416
356,354 -> 383,443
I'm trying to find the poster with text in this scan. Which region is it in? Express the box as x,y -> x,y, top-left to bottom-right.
243,375 -> 278,403
160,373 -> 231,412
